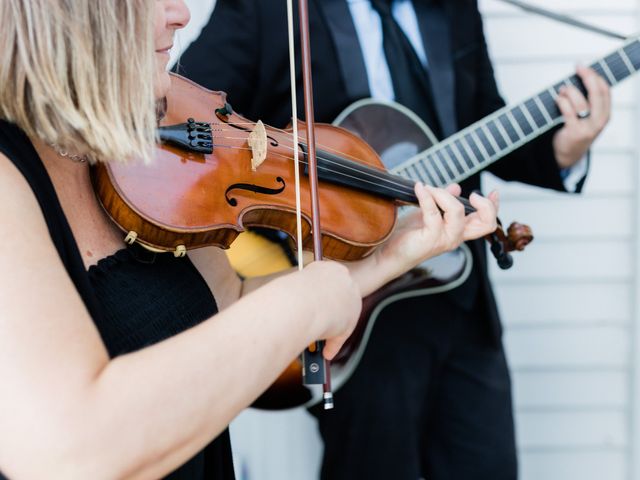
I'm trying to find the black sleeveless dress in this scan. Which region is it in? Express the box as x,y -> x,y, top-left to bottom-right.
0,120 -> 235,480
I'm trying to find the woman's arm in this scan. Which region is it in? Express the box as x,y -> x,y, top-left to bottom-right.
193,183 -> 498,361
0,154 -> 360,480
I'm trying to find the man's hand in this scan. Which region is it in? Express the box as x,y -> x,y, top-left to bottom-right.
553,65 -> 611,168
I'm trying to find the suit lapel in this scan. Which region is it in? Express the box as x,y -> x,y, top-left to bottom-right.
413,1 -> 458,136
315,0 -> 371,101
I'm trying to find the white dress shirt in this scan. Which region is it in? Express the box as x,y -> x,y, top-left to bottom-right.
346,0 -> 586,191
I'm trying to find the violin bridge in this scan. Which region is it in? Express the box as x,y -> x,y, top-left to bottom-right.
248,120 -> 268,171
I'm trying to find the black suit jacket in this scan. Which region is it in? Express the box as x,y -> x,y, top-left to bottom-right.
178,0 -> 583,344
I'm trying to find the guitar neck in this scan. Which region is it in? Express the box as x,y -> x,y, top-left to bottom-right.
392,37 -> 640,187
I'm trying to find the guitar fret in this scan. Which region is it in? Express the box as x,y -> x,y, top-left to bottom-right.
540,90 -> 560,119
498,115 -> 520,143
482,124 -> 501,153
460,136 -> 480,165
519,104 -> 538,131
624,41 -> 640,69
428,149 -> 447,187
399,163 -> 412,180
431,147 -> 448,186
618,48 -> 636,75
436,149 -> 456,179
448,142 -> 470,170
439,146 -> 463,175
489,121 -> 510,150
471,130 -> 491,161
407,165 -> 422,182
608,51 -> 632,82
413,158 -> 431,183
476,127 -> 497,156
513,109 -> 534,136
599,59 -> 617,85
524,99 -> 546,128
454,142 -> 474,172
415,159 -> 435,186
454,140 -> 476,169
415,164 -> 429,183
548,86 -> 559,100
418,158 -> 438,186
534,96 -> 553,124
502,113 -> 522,142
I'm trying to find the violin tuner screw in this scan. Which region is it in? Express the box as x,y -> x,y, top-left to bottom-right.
124,231 -> 138,245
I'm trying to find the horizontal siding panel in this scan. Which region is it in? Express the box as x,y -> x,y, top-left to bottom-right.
513,371 -> 628,408
496,282 -> 631,325
483,152 -> 637,197
489,240 -> 633,281
485,16 -> 635,60
516,411 -> 627,448
586,152 -> 636,194
595,107 -> 637,149
504,326 -> 629,368
485,196 -> 632,240
519,451 -> 626,480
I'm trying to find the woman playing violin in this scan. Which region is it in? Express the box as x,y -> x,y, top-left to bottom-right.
0,1 -> 498,478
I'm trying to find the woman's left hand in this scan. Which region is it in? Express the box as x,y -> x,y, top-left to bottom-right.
380,182 -> 498,269
349,183 -> 498,297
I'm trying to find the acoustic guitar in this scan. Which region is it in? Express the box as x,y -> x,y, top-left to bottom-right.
237,37 -> 640,409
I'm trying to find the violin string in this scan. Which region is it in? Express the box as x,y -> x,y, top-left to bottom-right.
212,124 -> 372,167
204,141 -> 476,212
207,134 -> 419,196
207,124 -> 475,207
210,117 -> 384,166
211,130 -> 369,164
210,121 -> 420,193
198,142 -> 433,202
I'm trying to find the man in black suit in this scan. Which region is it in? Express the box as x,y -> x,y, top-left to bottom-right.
178,1 -> 610,478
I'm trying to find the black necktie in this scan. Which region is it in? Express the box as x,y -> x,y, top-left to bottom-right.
369,0 -> 442,137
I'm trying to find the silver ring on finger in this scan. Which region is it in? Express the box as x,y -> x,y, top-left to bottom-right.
577,109 -> 591,120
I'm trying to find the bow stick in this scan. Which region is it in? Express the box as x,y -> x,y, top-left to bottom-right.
287,0 -> 334,409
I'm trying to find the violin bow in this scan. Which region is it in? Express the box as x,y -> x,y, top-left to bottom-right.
286,0 -> 334,409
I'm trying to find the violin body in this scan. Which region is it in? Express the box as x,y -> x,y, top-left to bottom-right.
93,74 -> 397,260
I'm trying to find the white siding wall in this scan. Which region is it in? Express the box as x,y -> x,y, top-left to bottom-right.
177,1 -> 640,478
480,1 -> 640,479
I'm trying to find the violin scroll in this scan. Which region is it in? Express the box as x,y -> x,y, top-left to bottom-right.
486,221 -> 534,270
505,222 -> 534,252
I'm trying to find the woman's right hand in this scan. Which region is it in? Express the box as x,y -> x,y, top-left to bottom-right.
283,260 -> 362,360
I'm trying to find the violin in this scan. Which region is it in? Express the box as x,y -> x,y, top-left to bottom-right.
93,73 -> 529,263
91,72 -> 533,410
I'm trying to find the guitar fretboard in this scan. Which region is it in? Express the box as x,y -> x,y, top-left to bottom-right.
392,38 -> 640,187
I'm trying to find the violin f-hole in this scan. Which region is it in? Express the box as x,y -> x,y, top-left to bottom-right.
225,177 -> 286,206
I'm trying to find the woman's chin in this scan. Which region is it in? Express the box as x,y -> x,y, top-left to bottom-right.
154,72 -> 172,99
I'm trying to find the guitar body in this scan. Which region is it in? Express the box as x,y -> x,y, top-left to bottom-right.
246,99 -> 474,410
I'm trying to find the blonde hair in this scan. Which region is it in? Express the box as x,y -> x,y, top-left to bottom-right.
0,0 -> 157,163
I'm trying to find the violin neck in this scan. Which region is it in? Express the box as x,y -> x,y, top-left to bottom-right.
308,145 -> 475,215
